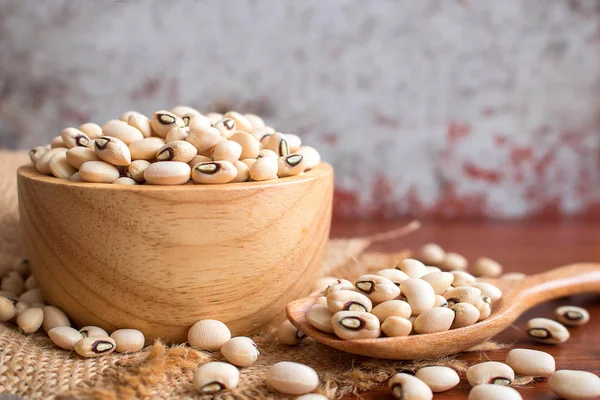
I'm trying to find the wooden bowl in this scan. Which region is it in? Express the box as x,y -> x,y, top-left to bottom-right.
17,163 -> 333,342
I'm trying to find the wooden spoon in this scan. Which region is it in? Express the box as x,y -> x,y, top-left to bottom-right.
287,263 -> 600,360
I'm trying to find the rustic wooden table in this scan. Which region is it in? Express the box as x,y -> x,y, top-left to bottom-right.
330,219 -> 600,400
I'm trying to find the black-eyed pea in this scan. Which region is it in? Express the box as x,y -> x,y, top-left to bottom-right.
400,278 -> 436,316
171,105 -> 201,118
451,271 -> 476,287
323,279 -> 354,296
48,326 -> 83,350
156,140 -> 197,163
42,305 -> 70,332
331,310 -> 380,340
185,113 -> 211,131
354,274 -> 400,303
129,137 -> 166,160
240,158 -> 257,169
420,271 -> 454,295
205,112 -> 223,125
277,319 -> 306,345
126,112 -> 153,137
1,272 -> 24,295
468,385 -> 523,400
223,111 -> 253,133
0,296 -> 16,322
470,282 -> 502,303
66,147 -> 100,169
296,394 -> 328,400
94,136 -> 131,166
125,160 -> 151,183
263,133 -> 290,157
231,160 -> 250,183
79,326 -> 109,338
395,258 -> 428,278
102,119 -> 144,145
243,113 -> 265,130
326,290 -> 372,313
193,361 -> 240,394
473,257 -> 503,277
188,155 -> 212,169
165,126 -> 189,143
296,146 -> 321,170
230,131 -> 260,159
29,146 -> 49,164
251,125 -> 275,141
191,161 -> 237,184
61,127 -> 90,148
388,373 -> 433,400
375,269 -> 410,286
187,319 -> 231,351
110,329 -> 145,353
220,336 -> 259,367
267,361 -> 319,395
440,252 -> 468,271
73,336 -> 116,357
213,118 -> 237,138
501,272 -> 526,280
283,134 -> 302,152
548,370 -> 600,400
212,140 -> 242,163
49,152 -> 77,179
258,149 -> 278,159
526,318 -> 569,344
36,148 -> 68,175
278,154 -> 307,177
434,295 -> 448,308
413,307 -> 454,334
443,287 -> 482,307
306,304 -> 334,334
555,306 -> 590,327
381,316 -> 412,337
144,161 -> 191,185
249,157 -> 278,181
450,302 -> 480,328
19,288 -> 44,305
416,243 -> 446,266
16,307 -> 44,333
78,161 -> 121,183
466,362 -> 514,386
51,135 -> 65,148
312,276 -> 339,293
79,122 -> 103,139
415,366 -> 460,392
314,296 -> 327,306
371,300 -> 412,323
506,348 -> 555,377
150,110 -> 185,138
24,275 -> 38,290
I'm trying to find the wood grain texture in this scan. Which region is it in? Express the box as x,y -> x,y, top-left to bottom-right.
17,163 -> 333,342
331,220 -> 600,400
287,263 -> 600,359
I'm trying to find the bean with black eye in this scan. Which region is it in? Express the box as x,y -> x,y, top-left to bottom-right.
331,310 -> 380,340
150,110 -> 185,138
554,305 -> 590,327
191,161 -> 237,184
466,361 -> 515,387
354,274 -> 400,303
326,290 -> 373,313
278,154 -> 307,177
525,318 -> 569,344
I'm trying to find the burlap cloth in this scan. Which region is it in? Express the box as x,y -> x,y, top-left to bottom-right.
0,151 -> 500,399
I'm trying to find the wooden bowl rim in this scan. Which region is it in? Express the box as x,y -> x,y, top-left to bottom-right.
18,162 -> 333,191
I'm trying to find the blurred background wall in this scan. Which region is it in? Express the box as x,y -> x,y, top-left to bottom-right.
1,0 -> 600,218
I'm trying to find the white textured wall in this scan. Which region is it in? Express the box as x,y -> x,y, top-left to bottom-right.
1,0 -> 600,218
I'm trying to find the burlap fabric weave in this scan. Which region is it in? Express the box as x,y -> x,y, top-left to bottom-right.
0,151 -> 490,399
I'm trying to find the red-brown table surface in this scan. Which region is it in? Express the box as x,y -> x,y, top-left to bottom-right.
330,219 -> 600,400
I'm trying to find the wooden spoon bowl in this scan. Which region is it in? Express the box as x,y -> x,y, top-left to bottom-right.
18,163 -> 333,342
287,263 -> 600,359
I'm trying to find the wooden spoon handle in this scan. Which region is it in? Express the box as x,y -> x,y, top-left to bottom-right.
517,263 -> 600,311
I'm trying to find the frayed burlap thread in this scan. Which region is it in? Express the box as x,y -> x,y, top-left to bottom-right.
0,153 -> 505,399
